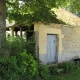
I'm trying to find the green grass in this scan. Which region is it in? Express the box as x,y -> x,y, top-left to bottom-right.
63,68 -> 80,80
50,67 -> 80,80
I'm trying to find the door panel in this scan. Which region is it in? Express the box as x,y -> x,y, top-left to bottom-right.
47,35 -> 57,63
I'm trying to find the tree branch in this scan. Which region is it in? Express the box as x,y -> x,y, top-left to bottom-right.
6,0 -> 19,9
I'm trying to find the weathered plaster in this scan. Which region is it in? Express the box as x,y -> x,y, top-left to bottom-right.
34,23 -> 64,63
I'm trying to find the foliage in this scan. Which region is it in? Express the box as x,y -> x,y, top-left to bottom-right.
6,36 -> 37,59
17,51 -> 38,80
63,0 -> 80,17
0,51 -> 38,80
62,68 -> 80,80
49,66 -> 80,80
0,55 -> 19,80
58,61 -> 78,73
6,0 -> 80,25
49,65 -> 58,75
26,35 -> 36,58
6,0 -> 68,25
38,64 -> 50,80
7,37 -> 26,56
0,37 -> 39,80
50,75 -> 62,80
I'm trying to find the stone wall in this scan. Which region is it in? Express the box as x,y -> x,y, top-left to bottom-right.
46,23 -> 80,62
47,24 -> 80,62
61,25 -> 80,61
34,22 -> 80,63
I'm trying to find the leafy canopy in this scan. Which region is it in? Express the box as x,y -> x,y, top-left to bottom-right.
64,0 -> 80,17
6,0 -> 80,25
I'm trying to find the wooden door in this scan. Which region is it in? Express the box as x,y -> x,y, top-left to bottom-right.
47,34 -> 57,63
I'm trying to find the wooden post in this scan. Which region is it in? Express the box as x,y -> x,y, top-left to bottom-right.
15,31 -> 18,36
34,31 -> 39,61
20,27 -> 22,38
25,30 -> 27,41
9,27 -> 14,36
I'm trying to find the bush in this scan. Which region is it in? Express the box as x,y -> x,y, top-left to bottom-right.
26,41 -> 36,57
26,35 -> 36,59
38,64 -> 50,80
0,37 -> 39,79
17,51 -> 38,80
7,37 -> 26,56
49,65 -> 58,75
0,55 -> 19,80
58,61 -> 77,73
7,37 -> 36,59
0,51 -> 38,80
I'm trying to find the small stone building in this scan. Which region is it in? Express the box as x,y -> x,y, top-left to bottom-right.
34,8 -> 80,64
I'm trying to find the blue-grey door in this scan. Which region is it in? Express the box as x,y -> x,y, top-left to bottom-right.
47,34 -> 57,63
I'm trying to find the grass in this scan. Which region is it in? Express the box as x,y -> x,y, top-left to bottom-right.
62,68 -> 80,80
50,67 -> 80,80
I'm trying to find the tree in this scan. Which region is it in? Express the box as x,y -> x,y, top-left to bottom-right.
6,0 -> 67,25
64,0 -> 80,17
0,0 -> 6,43
6,0 -> 80,26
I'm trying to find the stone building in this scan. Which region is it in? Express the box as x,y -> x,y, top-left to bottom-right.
34,8 -> 80,64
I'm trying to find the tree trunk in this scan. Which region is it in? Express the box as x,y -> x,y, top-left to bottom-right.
0,0 -> 6,43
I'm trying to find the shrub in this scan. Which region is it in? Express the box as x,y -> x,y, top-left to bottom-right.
58,61 -> 77,73
0,51 -> 38,80
7,37 -> 26,56
38,64 -> 50,80
0,37 -> 39,80
7,37 -> 36,59
26,41 -> 36,57
17,51 -> 38,80
49,65 -> 58,75
0,55 -> 19,80
26,35 -> 36,59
